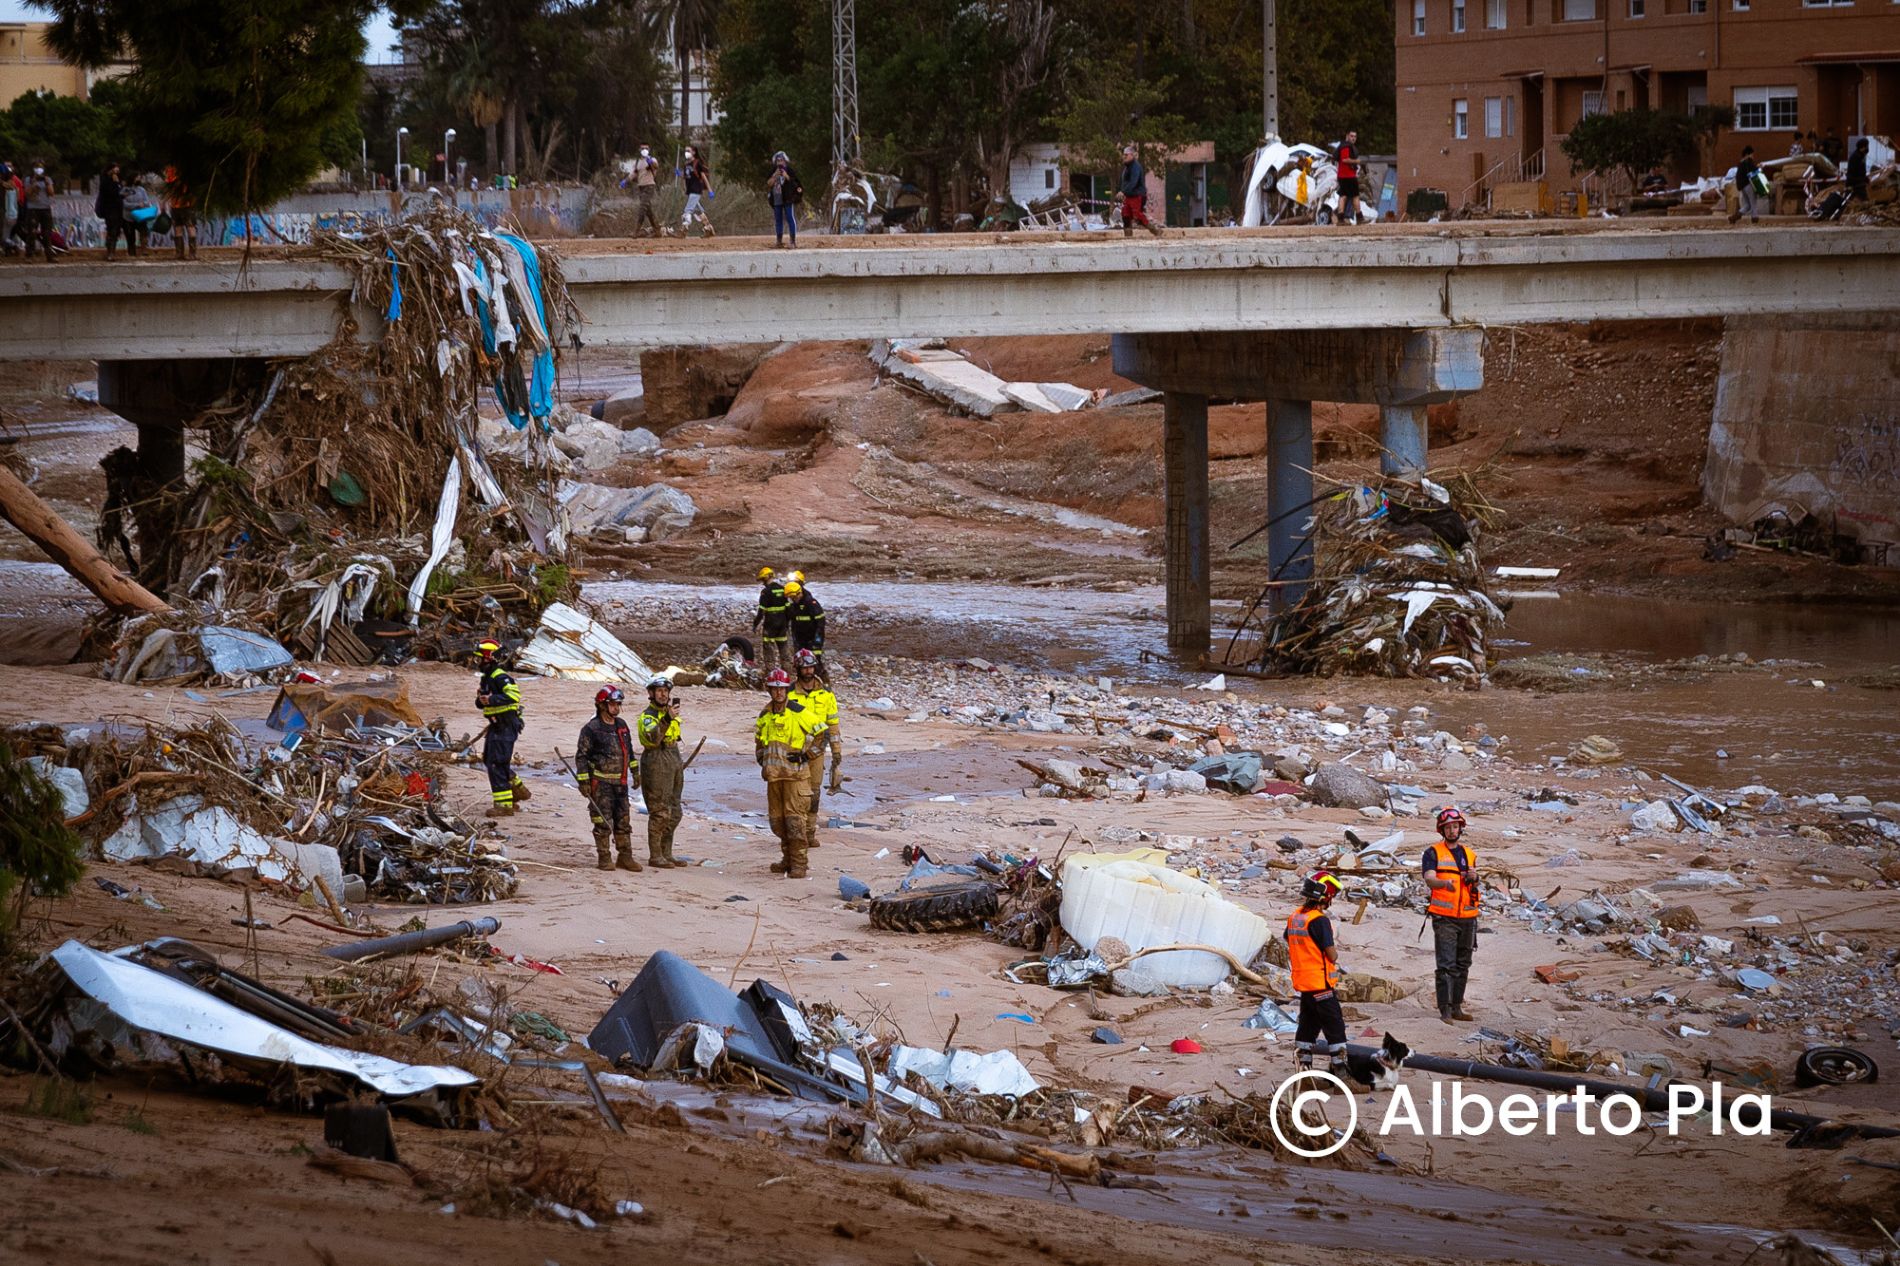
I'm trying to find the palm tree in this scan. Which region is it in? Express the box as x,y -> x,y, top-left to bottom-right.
644,0 -> 723,143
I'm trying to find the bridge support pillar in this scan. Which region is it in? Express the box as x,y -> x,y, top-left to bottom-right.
1379,404 -> 1430,476
1113,327 -> 1484,646
1162,391 -> 1210,651
97,358 -> 267,484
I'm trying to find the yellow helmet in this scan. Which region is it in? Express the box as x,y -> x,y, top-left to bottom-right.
757,566 -> 774,580
782,580 -> 803,597
790,570 -> 806,583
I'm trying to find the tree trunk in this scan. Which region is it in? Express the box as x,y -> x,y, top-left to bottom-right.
484,121 -> 498,176
927,162 -> 942,230
504,97 -> 520,175
679,48 -> 692,142
0,465 -> 170,616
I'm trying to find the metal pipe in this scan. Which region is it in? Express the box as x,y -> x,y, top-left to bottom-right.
319,917 -> 500,963
1345,1044 -> 1900,1139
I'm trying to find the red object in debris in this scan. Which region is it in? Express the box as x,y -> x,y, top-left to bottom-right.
1535,964 -> 1582,984
1257,780 -> 1307,798
293,670 -> 321,684
403,771 -> 431,798
1170,1038 -> 1203,1054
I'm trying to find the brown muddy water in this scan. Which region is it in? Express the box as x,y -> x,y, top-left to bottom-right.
589,580 -> 1900,802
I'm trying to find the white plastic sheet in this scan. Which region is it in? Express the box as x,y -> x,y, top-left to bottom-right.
886,1045 -> 1041,1099
405,457 -> 463,622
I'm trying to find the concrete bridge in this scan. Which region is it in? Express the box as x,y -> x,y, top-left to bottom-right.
6,222 -> 1899,649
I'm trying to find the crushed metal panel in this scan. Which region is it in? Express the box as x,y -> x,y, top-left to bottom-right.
516,601 -> 654,682
47,940 -> 478,1100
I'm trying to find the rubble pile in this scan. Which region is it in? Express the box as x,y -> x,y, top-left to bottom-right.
19,683 -> 519,905
1243,472 -> 1505,683
96,205 -> 583,679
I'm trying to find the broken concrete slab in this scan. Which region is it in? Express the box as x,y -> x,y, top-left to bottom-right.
560,481 -> 696,542
1001,382 -> 1064,413
1100,387 -> 1162,409
871,340 -> 1017,418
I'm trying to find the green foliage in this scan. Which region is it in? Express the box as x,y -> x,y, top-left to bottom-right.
122,1106 -> 159,1135
1562,108 -> 1709,185
714,0 -> 1395,226
35,0 -> 421,214
531,562 -> 574,609
23,1077 -> 93,1124
0,745 -> 87,949
0,89 -> 126,179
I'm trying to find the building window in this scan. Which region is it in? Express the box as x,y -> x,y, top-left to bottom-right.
1044,169 -> 1055,189
1414,0 -> 1427,33
1487,0 -> 1507,25
1454,98 -> 1469,139
1734,85 -> 1798,130
1452,0 -> 1466,31
1581,90 -> 1606,120
1733,0 -> 1748,8
1688,0 -> 1707,11
1562,0 -> 1596,17
1801,0 -> 1853,7
1629,0 -> 1644,15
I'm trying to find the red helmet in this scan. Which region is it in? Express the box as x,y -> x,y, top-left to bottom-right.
793,648 -> 818,668
1437,806 -> 1467,833
765,669 -> 792,688
595,685 -> 624,706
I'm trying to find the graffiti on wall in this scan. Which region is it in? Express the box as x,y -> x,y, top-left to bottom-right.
1831,413 -> 1899,496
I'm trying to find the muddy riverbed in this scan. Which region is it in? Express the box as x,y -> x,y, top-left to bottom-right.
592,579 -> 1900,803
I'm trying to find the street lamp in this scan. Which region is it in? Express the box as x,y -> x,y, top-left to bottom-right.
443,129 -> 457,187
395,125 -> 409,189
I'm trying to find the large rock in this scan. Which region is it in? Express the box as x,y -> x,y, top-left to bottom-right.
640,343 -> 779,432
25,757 -> 88,818
1630,800 -> 1680,832
1144,769 -> 1207,795
561,481 -> 698,541
1308,762 -> 1388,810
726,342 -> 879,444
1039,759 -> 1087,792
552,418 -> 627,472
600,385 -> 646,426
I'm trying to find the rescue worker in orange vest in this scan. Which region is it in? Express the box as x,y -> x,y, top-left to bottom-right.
1424,806 -> 1481,1023
1285,870 -> 1348,1077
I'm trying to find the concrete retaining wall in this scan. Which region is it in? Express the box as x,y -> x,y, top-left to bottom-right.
1703,313 -> 1900,558
31,186 -> 595,250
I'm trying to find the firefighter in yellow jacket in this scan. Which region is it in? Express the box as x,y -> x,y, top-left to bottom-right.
475,640 -> 531,817
637,676 -> 687,869
789,648 -> 841,846
754,668 -> 828,878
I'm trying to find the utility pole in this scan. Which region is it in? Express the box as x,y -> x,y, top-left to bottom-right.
832,0 -> 861,175
1262,0 -> 1279,141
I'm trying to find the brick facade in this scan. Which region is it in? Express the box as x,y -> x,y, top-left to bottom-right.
1394,0 -> 1900,204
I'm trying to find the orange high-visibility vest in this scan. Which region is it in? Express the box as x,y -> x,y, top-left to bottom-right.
1285,908 -> 1338,993
1427,842 -> 1480,919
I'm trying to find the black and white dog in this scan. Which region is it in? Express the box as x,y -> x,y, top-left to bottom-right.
1341,1033 -> 1412,1092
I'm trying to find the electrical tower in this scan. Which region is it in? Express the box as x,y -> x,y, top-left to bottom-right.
832,0 -> 861,174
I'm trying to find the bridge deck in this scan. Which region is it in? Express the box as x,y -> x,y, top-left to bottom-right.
4,221 -> 1897,360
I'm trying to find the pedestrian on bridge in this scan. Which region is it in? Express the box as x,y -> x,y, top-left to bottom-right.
1336,131 -> 1362,225
96,162 -> 135,261
629,144 -> 662,237
163,165 -> 198,260
21,161 -> 55,261
1730,146 -> 1763,224
680,146 -> 715,238
767,151 -> 802,247
1118,145 -> 1163,238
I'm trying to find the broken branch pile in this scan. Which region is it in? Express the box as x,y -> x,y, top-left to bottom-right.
99,204 -> 583,676
1242,471 -> 1505,683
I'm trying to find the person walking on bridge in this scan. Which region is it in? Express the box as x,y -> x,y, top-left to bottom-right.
576,685 -> 639,871
751,566 -> 790,673
767,151 -> 802,247
1730,146 -> 1763,224
629,144 -> 662,237
638,676 -> 689,869
680,146 -> 715,237
1118,145 -> 1162,238
1335,130 -> 1362,225
21,161 -> 55,260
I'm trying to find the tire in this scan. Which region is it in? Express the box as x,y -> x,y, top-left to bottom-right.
868,880 -> 998,934
1794,1046 -> 1878,1088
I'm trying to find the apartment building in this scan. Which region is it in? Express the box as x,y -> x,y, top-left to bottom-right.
1394,0 -> 1900,203
1,22 -> 125,104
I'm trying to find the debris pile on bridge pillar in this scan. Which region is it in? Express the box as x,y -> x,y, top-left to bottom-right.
87,204 -> 582,671
1230,470 -> 1505,684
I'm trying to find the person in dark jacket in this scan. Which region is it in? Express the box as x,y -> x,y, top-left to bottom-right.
785,579 -> 829,683
1117,144 -> 1162,238
767,150 -> 802,247
576,685 -> 640,871
679,146 -> 715,237
751,565 -> 791,672
1730,146 -> 1762,224
96,162 -> 134,260
1845,138 -> 1871,204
